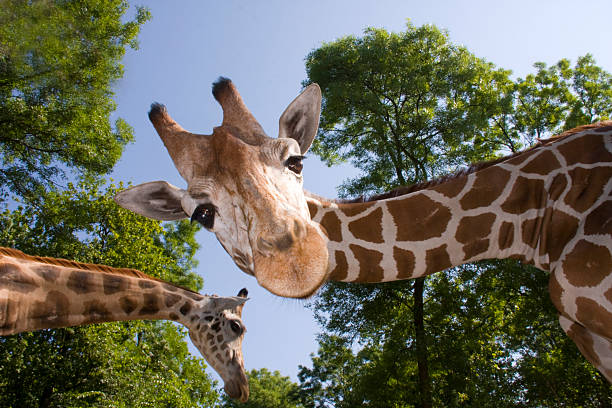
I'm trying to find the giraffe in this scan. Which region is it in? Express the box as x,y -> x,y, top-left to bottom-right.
0,247 -> 250,401
115,78 -> 612,381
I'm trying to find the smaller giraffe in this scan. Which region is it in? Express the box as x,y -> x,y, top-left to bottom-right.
0,247 -> 249,402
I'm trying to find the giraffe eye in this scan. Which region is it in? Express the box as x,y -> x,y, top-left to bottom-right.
229,320 -> 243,335
191,204 -> 216,229
285,155 -> 305,175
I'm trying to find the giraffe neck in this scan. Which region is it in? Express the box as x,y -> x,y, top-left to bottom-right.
307,122 -> 612,283
0,247 -> 205,335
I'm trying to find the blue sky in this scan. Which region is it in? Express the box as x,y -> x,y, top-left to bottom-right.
110,0 -> 612,383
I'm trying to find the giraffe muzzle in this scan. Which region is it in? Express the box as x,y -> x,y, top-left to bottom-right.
252,223 -> 329,298
255,218 -> 308,255
224,369 -> 249,402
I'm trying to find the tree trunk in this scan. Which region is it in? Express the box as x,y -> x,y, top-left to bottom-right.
414,277 -> 432,408
39,385 -> 53,408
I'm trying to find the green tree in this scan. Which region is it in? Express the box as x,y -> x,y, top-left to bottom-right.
0,181 -> 221,407
303,23 -> 511,407
298,335 -> 359,408
221,368 -> 303,408
0,0 -> 150,201
300,22 -> 612,407
0,1 -> 225,406
510,55 -> 612,147
305,23 -> 511,197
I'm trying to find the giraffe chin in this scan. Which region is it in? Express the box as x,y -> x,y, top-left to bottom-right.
253,225 -> 329,299
224,376 -> 249,403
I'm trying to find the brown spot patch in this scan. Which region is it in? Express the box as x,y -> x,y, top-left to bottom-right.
424,245 -> 452,275
138,280 -> 156,289
163,283 -> 179,292
566,321 -> 601,366
348,207 -> 383,243
521,150 -> 561,175
548,173 -> 568,201
165,293 -> 181,307
498,222 -> 515,250
34,266 -> 59,283
180,301 -> 193,316
83,300 -> 111,323
460,166 -> 511,210
184,291 -> 202,301
557,133 -> 612,166
0,299 -> 18,333
169,312 -> 179,321
103,274 -> 129,295
119,296 -> 138,315
562,240 -> 612,287
548,273 -> 564,313
564,166 -> 612,213
387,194 -> 452,242
546,210 -> 580,263
463,239 -> 490,260
393,247 -> 415,279
139,293 -> 160,315
339,202 -> 375,217
67,270 -> 94,294
575,297 -> 612,339
320,212 -> 342,242
584,201 -> 612,236
500,177 -> 546,214
455,213 -> 496,244
605,287 -> 612,305
431,175 -> 467,198
0,263 -> 38,293
329,250 -> 348,281
521,218 -> 541,249
349,244 -> 384,282
29,291 -> 70,328
307,201 -> 319,219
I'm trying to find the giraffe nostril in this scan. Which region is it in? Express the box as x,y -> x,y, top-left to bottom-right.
256,237 -> 275,253
293,218 -> 307,240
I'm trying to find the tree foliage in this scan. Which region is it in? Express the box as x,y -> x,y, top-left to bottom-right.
299,22 -> 612,407
304,23 -> 511,197
0,2 -> 224,406
0,0 -> 150,201
221,368 -> 304,408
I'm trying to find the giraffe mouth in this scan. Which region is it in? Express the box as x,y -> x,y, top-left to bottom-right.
224,374 -> 249,402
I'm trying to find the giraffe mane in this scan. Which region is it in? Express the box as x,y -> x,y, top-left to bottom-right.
339,121 -> 612,204
0,246 -> 198,294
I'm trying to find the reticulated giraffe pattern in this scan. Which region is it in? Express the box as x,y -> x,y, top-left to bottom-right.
306,122 -> 612,380
113,78 -> 612,383
0,247 -> 249,401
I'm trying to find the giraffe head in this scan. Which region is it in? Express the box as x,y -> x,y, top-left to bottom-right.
116,78 -> 329,298
189,288 -> 249,402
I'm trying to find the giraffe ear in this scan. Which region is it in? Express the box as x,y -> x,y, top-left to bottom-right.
114,181 -> 187,221
278,83 -> 321,154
